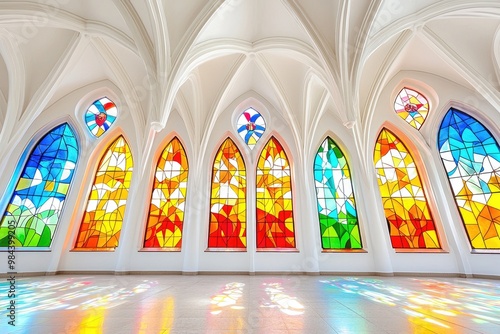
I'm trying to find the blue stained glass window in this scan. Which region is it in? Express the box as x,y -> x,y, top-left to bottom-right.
0,123 -> 79,247
438,108 -> 500,249
236,108 -> 266,149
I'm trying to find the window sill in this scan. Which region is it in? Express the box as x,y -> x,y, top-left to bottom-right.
71,248 -> 116,252
205,248 -> 247,252
322,249 -> 367,253
139,248 -> 181,252
256,248 -> 299,253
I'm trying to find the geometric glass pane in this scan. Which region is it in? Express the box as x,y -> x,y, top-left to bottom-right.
144,137 -> 188,249
236,107 -> 266,149
0,123 -> 79,247
75,136 -> 133,249
394,87 -> 429,130
374,128 -> 441,249
314,137 -> 362,249
85,97 -> 117,138
208,137 -> 247,249
208,138 -> 246,249
438,108 -> 500,249
256,136 -> 295,249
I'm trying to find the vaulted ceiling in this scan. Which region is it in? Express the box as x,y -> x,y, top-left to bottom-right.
1,0 -> 499,153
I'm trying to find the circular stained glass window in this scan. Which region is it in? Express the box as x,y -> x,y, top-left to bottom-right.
236,107 -> 266,149
394,87 -> 429,130
85,97 -> 117,137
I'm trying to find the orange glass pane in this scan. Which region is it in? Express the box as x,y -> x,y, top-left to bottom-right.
75,136 -> 133,249
256,137 -> 295,248
374,129 -> 440,249
208,138 -> 246,248
144,137 -> 188,248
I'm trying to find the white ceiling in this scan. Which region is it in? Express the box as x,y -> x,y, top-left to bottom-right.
0,0 -> 499,148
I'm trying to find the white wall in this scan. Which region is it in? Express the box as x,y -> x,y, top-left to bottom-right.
1,73 -> 499,278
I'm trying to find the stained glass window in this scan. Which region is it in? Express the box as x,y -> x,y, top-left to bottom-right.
208,138 -> 246,248
256,137 -> 295,249
374,128 -> 440,249
144,137 -> 188,249
438,108 -> 500,249
314,137 -> 362,249
0,123 -> 78,247
236,107 -> 266,149
85,97 -> 117,137
75,136 -> 133,249
394,87 -> 429,130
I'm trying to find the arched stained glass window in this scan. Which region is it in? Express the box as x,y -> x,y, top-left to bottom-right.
394,87 -> 429,130
236,107 -> 266,149
75,136 -> 133,249
85,97 -> 117,137
438,108 -> 500,249
144,137 -> 188,249
314,137 -> 362,249
0,123 -> 78,247
208,138 -> 246,249
374,128 -> 440,249
256,137 -> 295,249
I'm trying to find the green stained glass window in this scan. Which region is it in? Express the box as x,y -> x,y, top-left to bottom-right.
314,137 -> 361,249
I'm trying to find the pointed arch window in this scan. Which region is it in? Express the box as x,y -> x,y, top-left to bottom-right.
374,128 -> 440,249
208,138 -> 247,249
438,108 -> 500,249
394,88 -> 429,130
236,107 -> 266,149
85,97 -> 117,137
0,123 -> 78,247
144,137 -> 188,249
314,137 -> 362,249
256,137 -> 295,249
75,136 -> 133,249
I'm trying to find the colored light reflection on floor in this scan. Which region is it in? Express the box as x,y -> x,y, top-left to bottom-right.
320,277 -> 500,330
133,296 -> 175,333
0,277 -> 157,313
210,282 -> 245,315
261,282 -> 304,315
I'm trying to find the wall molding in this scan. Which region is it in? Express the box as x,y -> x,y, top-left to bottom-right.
1,271 -> 497,279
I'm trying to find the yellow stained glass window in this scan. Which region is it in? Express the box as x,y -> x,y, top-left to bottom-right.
144,137 -> 188,249
256,136 -> 295,249
208,137 -> 246,248
75,136 -> 133,249
374,128 -> 440,249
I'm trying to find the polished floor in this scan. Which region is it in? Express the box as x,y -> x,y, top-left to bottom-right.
1,274 -> 499,334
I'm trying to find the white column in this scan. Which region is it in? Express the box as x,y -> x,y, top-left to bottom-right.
356,167 -> 395,274
296,160 -> 321,274
181,167 -> 207,274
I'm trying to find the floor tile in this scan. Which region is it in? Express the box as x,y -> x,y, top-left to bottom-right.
1,275 -> 499,333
